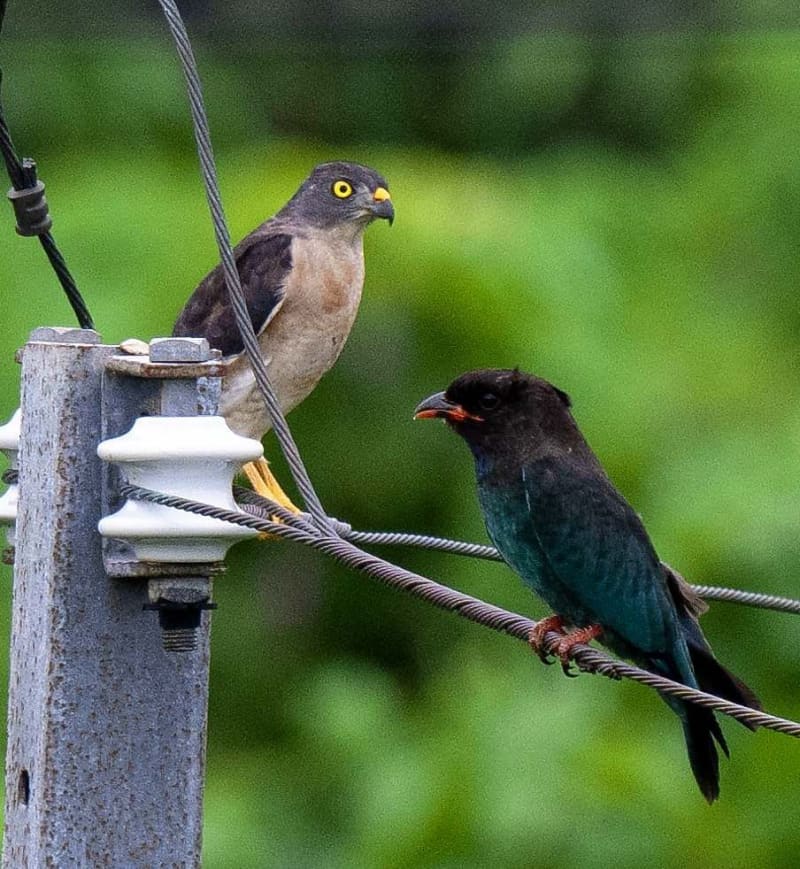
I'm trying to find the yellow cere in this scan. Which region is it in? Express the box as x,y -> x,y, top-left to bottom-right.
372,186 -> 391,202
332,180 -> 353,198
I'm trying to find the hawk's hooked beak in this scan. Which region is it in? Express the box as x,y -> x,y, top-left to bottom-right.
371,187 -> 394,225
414,392 -> 483,423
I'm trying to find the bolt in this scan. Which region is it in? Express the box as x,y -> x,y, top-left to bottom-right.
144,578 -> 216,652
144,599 -> 217,651
29,326 -> 101,345
149,337 -> 211,363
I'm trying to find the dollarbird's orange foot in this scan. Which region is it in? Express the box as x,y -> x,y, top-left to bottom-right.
527,614 -> 566,665
552,623 -> 603,677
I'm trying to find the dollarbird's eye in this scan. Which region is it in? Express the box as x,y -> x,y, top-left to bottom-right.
332,180 -> 354,199
478,392 -> 501,412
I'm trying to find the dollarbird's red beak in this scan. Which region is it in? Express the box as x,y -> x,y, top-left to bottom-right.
414,392 -> 483,423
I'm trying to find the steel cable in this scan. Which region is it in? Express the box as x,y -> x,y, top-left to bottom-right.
0,98 -> 94,329
120,482 -> 800,739
232,486 -> 800,618
154,0 -> 334,533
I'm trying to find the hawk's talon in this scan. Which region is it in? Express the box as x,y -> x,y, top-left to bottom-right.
243,457 -> 301,515
242,457 -> 302,539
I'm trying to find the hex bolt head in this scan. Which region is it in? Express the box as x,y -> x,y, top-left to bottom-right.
29,327 -> 101,345
149,337 -> 211,363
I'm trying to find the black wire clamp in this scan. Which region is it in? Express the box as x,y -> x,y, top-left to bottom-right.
7,161 -> 52,236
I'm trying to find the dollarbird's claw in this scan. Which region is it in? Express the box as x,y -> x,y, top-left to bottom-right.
553,624 -> 604,677
242,457 -> 301,538
528,614 -> 566,665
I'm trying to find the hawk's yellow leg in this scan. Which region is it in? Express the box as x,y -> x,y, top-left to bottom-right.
242,457 -> 302,515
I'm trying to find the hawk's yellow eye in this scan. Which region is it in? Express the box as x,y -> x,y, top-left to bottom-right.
332,180 -> 353,199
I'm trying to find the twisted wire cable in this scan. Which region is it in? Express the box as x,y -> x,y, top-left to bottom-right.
338,533 -> 800,616
232,487 -> 800,618
0,98 -> 93,329
0,0 -> 93,329
343,528 -> 500,561
119,483 -> 800,739
692,585 -> 800,616
155,0 -> 334,533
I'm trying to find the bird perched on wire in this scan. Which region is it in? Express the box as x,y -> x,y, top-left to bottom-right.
173,161 -> 393,510
415,368 -> 760,802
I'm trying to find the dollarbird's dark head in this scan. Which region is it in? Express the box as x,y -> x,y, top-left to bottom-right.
278,161 -> 394,230
415,368 -> 584,462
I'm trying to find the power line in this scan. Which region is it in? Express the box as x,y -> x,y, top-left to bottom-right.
232,486 -> 800,617
122,482 -> 800,740
155,0 -> 333,532
0,0 -> 93,330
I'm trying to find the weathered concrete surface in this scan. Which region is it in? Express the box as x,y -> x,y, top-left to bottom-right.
3,331 -> 211,868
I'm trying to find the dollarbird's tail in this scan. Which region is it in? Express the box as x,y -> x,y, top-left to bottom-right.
674,639 -> 761,803
676,612 -> 761,803
687,640 -> 762,727
652,659 -> 729,803
666,563 -> 761,721
682,704 -> 725,804
689,642 -> 761,730
681,642 -> 763,803
663,563 -> 761,799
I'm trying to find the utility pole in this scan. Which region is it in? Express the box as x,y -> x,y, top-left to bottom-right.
1,327 -> 242,866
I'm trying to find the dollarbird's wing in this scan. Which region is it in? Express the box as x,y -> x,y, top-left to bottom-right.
520,453 -> 680,660
519,454 -> 759,804
173,230 -> 292,357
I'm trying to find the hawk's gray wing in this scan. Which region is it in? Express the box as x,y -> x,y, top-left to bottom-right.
173,231 -> 292,358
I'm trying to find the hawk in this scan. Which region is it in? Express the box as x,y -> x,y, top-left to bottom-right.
174,161 -> 393,510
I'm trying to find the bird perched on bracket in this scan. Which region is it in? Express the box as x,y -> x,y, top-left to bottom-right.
415,368 -> 760,802
173,161 -> 393,511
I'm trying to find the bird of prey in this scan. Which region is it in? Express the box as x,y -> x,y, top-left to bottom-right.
173,161 -> 393,509
415,368 -> 759,802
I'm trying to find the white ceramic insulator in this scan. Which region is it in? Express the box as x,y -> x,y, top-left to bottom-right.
0,408 -> 21,547
97,416 -> 264,563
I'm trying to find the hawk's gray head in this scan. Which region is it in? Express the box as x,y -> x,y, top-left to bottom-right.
279,161 -> 394,230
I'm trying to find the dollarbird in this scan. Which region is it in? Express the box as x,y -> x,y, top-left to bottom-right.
173,161 -> 393,510
415,368 -> 760,802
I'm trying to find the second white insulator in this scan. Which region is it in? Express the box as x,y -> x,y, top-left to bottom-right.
98,416 -> 263,563
0,408 -> 21,548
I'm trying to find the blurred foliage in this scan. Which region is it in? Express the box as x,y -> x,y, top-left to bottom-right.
0,12 -> 788,159
0,10 -> 800,868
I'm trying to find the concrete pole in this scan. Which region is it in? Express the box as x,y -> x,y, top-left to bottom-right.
3,328 -> 212,867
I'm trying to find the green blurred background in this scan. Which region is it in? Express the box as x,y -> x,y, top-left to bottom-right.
1,2 -> 800,866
